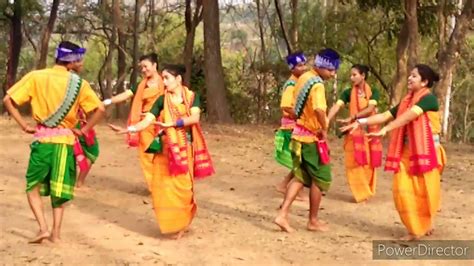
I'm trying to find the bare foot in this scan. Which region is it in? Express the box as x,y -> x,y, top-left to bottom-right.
48,235 -> 61,244
28,231 -> 50,244
76,180 -> 84,188
75,183 -> 90,192
425,228 -> 434,236
356,199 -> 368,204
273,216 -> 295,233
168,230 -> 185,240
307,220 -> 329,232
399,234 -> 419,241
317,219 -> 328,225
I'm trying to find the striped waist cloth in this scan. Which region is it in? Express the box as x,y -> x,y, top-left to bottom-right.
34,125 -> 74,140
292,124 -> 316,137
280,117 -> 296,129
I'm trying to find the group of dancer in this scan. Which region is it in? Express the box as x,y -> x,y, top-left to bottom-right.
3,41 -> 214,243
273,49 -> 446,241
3,40 -> 447,244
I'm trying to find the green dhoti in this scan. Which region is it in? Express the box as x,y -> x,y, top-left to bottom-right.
78,135 -> 99,163
25,141 -> 76,207
76,123 -> 99,163
291,140 -> 332,191
274,129 -> 293,169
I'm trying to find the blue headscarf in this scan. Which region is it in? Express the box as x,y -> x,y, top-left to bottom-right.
55,45 -> 86,62
314,48 -> 340,70
286,52 -> 307,70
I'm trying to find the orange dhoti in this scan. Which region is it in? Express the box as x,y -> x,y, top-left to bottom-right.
392,146 -> 443,237
151,141 -> 196,234
344,135 -> 377,203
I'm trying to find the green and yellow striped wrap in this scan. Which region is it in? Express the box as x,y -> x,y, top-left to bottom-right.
25,141 -> 76,207
274,129 -> 293,169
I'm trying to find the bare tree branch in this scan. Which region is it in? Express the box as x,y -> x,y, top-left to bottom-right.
274,0 -> 293,54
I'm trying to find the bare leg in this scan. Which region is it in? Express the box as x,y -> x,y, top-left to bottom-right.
76,159 -> 92,188
295,187 -> 307,202
275,171 -> 294,194
49,205 -> 65,243
307,182 -> 328,232
274,179 -> 304,233
26,186 -> 50,243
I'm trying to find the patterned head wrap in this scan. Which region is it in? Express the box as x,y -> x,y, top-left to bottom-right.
314,48 -> 340,70
55,45 -> 86,62
286,52 -> 307,70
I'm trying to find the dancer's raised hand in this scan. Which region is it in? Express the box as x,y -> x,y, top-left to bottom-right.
108,123 -> 128,134
337,117 -> 352,125
340,121 -> 360,135
23,125 -> 37,134
366,127 -> 387,139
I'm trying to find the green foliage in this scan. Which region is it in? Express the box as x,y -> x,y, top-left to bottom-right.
450,36 -> 474,143
152,13 -> 187,63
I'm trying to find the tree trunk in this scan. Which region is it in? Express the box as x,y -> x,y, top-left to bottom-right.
405,0 -> 418,72
289,0 -> 298,50
274,0 -> 293,55
322,0 -> 327,45
130,0 -> 144,87
113,0 -> 128,118
462,97 -> 470,143
256,0 -> 268,123
437,0 -> 448,56
203,0 -> 233,123
36,0 -> 60,69
3,0 -> 23,105
104,43 -> 115,100
145,0 -> 155,51
437,0 -> 473,141
391,20 -> 409,106
183,0 -> 203,87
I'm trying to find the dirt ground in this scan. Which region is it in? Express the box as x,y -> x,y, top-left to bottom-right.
0,116 -> 473,265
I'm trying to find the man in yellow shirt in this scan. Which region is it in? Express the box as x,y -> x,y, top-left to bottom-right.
274,48 -> 340,233
3,41 -> 105,244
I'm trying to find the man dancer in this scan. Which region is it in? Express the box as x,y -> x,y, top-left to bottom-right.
3,41 -> 105,243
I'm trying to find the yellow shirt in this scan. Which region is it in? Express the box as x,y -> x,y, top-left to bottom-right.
280,75 -> 298,111
292,69 -> 327,143
279,75 -> 298,130
7,65 -> 102,144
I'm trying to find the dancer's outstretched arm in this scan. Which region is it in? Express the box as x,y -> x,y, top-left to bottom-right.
352,104 -> 376,120
108,112 -> 155,134
340,111 -> 393,135
366,110 -> 418,137
327,104 -> 341,123
103,90 -> 133,106
157,107 -> 201,128
81,105 -> 105,133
